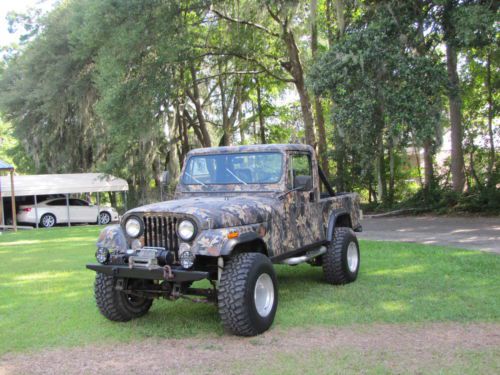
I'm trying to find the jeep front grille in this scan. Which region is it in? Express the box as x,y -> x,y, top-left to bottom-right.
142,215 -> 179,253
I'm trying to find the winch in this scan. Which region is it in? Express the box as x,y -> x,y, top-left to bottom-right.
127,247 -> 175,269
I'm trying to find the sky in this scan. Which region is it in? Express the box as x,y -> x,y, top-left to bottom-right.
0,0 -> 57,46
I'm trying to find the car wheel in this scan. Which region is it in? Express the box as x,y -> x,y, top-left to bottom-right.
99,211 -> 112,225
322,227 -> 360,284
218,253 -> 278,336
40,213 -> 56,228
94,273 -> 153,322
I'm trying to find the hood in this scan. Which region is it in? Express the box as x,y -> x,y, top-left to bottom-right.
127,196 -> 279,229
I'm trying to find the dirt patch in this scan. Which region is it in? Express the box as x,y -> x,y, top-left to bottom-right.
1,322 -> 499,374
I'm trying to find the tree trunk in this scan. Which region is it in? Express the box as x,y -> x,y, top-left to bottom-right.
446,42 -> 465,192
334,0 -> 345,38
423,138 -> 434,191
374,101 -> 387,203
188,64 -> 211,147
282,30 -> 316,147
388,138 -> 395,206
179,98 -> 189,159
256,78 -> 266,144
218,71 -> 230,146
486,50 -> 496,186
311,0 -> 329,177
333,127 -> 345,192
376,141 -> 387,204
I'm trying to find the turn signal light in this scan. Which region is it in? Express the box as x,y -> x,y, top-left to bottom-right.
227,231 -> 239,239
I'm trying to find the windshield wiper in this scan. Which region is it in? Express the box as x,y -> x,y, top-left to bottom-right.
225,168 -> 248,185
184,172 -> 206,186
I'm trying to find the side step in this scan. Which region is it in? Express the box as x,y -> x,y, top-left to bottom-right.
281,246 -> 327,266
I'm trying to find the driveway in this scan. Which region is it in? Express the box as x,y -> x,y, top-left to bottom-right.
358,215 -> 500,253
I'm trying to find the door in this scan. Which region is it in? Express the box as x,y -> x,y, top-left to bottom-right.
45,198 -> 69,223
283,153 -> 322,251
70,199 -> 98,222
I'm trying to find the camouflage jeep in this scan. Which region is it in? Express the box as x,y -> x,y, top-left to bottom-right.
87,144 -> 362,336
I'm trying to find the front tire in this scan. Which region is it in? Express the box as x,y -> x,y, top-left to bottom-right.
98,211 -> 111,225
94,273 -> 153,322
322,227 -> 360,284
218,253 -> 278,336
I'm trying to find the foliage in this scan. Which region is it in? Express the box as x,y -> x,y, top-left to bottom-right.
0,0 -> 497,211
310,2 -> 446,203
1,226 -> 499,354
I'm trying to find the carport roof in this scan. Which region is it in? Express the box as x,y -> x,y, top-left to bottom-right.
0,173 -> 128,197
0,159 -> 14,171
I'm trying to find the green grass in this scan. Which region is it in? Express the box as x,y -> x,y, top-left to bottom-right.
228,348 -> 500,375
0,226 -> 499,355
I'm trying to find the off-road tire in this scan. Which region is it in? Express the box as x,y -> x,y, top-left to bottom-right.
218,253 -> 278,336
322,227 -> 360,284
94,273 -> 153,322
40,213 -> 56,228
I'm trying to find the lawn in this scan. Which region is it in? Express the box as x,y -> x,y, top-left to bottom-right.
0,226 -> 499,355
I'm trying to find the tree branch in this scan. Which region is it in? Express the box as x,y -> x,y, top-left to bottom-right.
194,51 -> 295,83
211,7 -> 280,38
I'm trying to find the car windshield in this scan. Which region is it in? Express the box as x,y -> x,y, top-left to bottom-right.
182,152 -> 283,185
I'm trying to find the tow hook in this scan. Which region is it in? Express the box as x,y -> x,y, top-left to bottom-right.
163,264 -> 174,280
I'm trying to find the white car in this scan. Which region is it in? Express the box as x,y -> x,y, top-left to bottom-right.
17,198 -> 119,228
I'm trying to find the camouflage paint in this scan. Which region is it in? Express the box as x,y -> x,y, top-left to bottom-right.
98,144 -> 361,259
96,225 -> 128,253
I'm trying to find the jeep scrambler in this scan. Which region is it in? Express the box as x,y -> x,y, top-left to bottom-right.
87,144 -> 362,336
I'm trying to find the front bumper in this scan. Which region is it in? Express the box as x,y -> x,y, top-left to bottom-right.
86,264 -> 210,283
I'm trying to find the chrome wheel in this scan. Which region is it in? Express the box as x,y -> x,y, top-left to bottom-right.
347,242 -> 359,272
99,212 -> 111,225
254,273 -> 274,318
41,214 -> 55,228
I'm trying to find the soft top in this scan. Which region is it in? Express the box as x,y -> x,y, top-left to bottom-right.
187,143 -> 313,156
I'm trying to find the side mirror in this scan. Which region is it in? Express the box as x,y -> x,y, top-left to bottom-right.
294,175 -> 313,191
161,171 -> 170,185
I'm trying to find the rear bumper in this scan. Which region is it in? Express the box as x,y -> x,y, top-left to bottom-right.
86,264 -> 210,283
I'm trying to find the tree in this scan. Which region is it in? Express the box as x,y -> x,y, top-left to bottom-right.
212,0 -> 317,147
431,0 -> 498,192
311,2 -> 446,205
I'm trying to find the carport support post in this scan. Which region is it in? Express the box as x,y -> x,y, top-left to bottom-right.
10,171 -> 16,231
34,195 -> 39,229
96,192 -> 100,224
66,194 -> 71,227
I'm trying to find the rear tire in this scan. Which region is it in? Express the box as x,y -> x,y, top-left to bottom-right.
94,273 -> 153,322
322,227 -> 360,284
40,213 -> 56,228
218,253 -> 278,336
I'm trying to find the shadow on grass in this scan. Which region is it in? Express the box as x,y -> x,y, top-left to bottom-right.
0,227 -> 499,355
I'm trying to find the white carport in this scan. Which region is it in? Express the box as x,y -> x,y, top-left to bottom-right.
0,173 -> 128,229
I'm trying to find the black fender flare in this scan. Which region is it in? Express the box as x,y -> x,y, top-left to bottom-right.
220,232 -> 269,257
326,209 -> 352,242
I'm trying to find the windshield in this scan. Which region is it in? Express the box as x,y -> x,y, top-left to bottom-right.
182,152 -> 283,185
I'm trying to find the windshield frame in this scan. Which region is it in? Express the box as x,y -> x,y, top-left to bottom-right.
181,151 -> 285,186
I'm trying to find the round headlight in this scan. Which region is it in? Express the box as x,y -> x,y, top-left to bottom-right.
125,217 -> 142,238
96,247 -> 110,264
178,220 -> 196,241
180,251 -> 195,269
